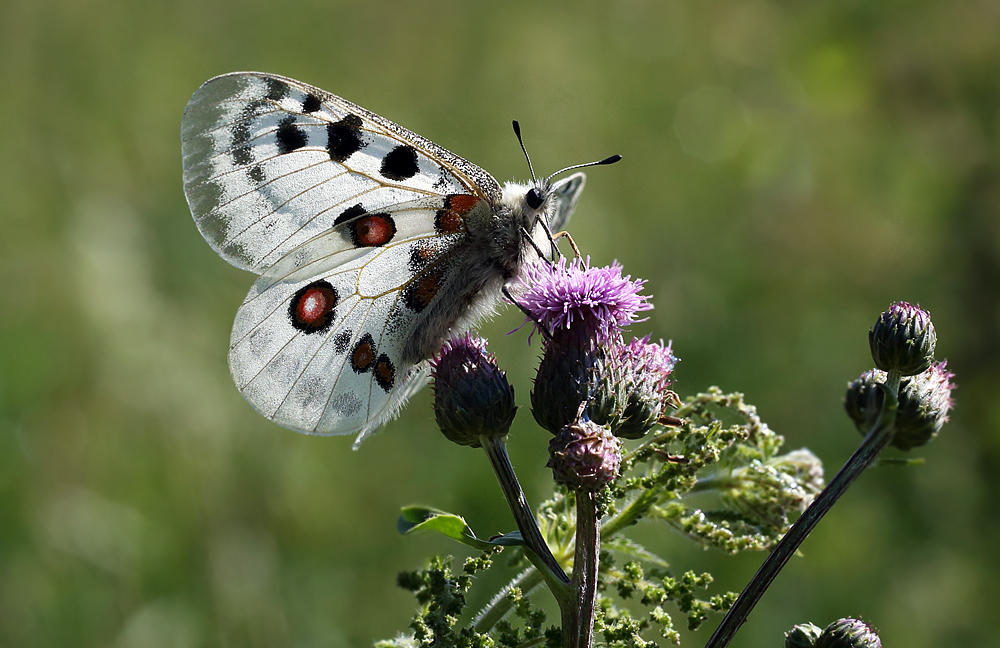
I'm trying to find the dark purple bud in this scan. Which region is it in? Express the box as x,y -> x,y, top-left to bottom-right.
612,335 -> 677,440
431,333 -> 516,447
816,618 -> 881,648
869,301 -> 936,376
547,419 -> 623,491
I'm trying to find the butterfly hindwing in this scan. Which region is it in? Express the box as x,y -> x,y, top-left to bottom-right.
181,72 -> 501,273
228,197 -> 472,440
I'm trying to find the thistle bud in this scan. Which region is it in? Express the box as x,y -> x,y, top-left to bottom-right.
893,361 -> 955,451
612,336 -> 677,440
547,419 -> 623,491
431,333 -> 516,447
869,302 -> 936,376
816,618 -> 881,648
784,622 -> 823,648
844,369 -> 883,432
844,362 -> 955,451
531,325 -> 620,434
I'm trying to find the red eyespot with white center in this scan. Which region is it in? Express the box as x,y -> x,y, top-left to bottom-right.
288,280 -> 339,333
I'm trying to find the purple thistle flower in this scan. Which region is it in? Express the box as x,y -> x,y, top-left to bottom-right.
517,256 -> 652,342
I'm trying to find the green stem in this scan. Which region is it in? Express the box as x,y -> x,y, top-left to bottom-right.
562,490 -> 601,648
481,435 -> 572,593
703,371 -> 901,648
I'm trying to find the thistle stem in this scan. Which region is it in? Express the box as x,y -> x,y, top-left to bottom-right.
703,371 -> 901,648
562,490 -> 601,648
481,435 -> 571,590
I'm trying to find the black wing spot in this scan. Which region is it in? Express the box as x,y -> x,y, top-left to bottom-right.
232,145 -> 252,166
403,269 -> 446,313
334,203 -> 366,225
327,115 -> 364,162
247,165 -> 265,183
302,93 -> 322,113
276,116 -> 307,154
231,120 -> 251,147
334,330 -> 352,354
350,333 -> 376,373
380,145 -> 419,180
374,354 -> 396,392
408,242 -> 435,273
263,77 -> 289,102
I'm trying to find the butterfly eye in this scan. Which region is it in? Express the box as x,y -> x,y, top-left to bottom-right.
526,187 -> 544,210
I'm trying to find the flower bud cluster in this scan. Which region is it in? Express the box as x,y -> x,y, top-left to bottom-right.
847,303 -> 954,449
845,362 -> 954,450
516,256 -> 677,489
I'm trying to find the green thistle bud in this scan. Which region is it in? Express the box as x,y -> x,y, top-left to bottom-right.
844,369 -> 883,432
869,302 -> 936,376
430,333 -> 516,447
844,362 -> 955,451
611,336 -> 677,440
784,622 -> 823,648
547,419 -> 623,491
893,361 -> 955,450
816,618 -> 881,648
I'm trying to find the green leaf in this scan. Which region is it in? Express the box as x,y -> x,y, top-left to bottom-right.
398,506 -> 526,551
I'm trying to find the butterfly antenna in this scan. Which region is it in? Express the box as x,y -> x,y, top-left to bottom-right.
545,154 -> 622,183
512,120 -> 538,183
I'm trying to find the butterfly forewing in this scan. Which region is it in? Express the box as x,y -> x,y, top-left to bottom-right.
182,72 -> 500,273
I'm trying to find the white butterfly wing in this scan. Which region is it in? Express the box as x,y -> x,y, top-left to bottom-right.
181,72 -> 501,273
549,172 -> 586,233
228,196 -> 478,444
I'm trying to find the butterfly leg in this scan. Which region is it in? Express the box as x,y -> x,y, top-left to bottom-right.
502,285 -> 552,342
522,220 -> 563,265
552,230 -> 581,259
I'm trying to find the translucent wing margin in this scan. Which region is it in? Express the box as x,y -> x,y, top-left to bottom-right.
549,172 -> 586,233
181,72 -> 502,273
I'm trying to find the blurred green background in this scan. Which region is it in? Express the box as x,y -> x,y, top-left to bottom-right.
2,0 -> 998,646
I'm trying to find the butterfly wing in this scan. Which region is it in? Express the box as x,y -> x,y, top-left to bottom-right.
181,72 -> 502,273
549,172 -> 586,233
228,195 -> 492,445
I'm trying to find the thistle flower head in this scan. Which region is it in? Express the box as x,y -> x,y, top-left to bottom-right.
517,256 -> 651,342
869,301 -> 936,376
431,333 -> 516,447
